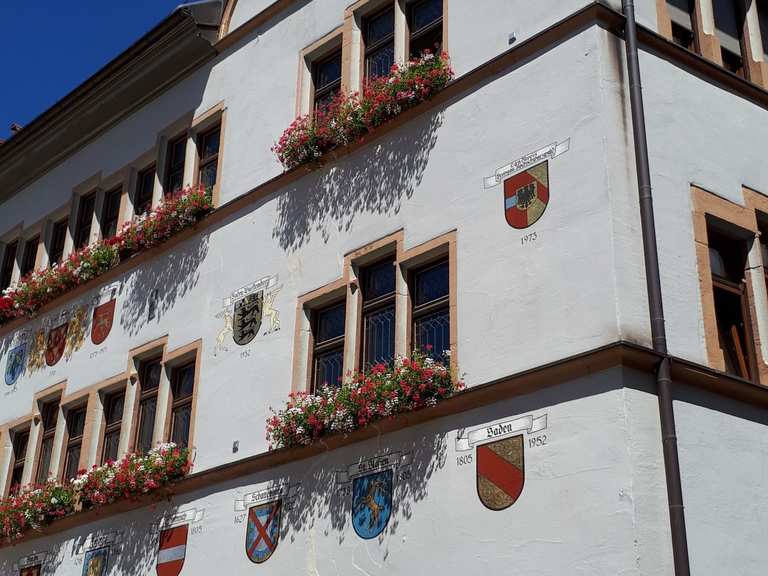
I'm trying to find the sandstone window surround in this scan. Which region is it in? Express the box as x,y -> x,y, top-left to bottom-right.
292,229 -> 457,393
657,0 -> 768,86
691,185 -> 768,384
296,0 -> 447,116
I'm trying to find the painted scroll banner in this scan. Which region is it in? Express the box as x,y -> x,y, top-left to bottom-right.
335,452 -> 412,484
235,483 -> 299,512
161,508 -> 205,529
456,413 -> 548,451
484,139 -> 570,188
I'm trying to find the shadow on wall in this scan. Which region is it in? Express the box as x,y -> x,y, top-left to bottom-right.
272,109 -> 444,252
119,234 -> 210,338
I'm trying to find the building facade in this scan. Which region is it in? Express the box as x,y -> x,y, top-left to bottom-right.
0,0 -> 767,574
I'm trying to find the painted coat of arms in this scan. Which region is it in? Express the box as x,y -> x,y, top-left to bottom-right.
19,565 -> 41,576
352,469 -> 393,539
245,500 -> 281,564
91,299 -> 116,346
82,546 -> 109,576
476,435 -> 525,510
503,161 -> 549,229
5,342 -> 27,386
456,413 -> 547,511
156,524 -> 188,576
45,322 -> 69,367
216,274 -> 281,354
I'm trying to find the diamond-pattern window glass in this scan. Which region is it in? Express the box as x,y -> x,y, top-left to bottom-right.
313,302 -> 346,390
412,258 -> 450,360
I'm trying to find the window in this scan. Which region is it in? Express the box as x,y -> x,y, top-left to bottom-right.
667,0 -> 696,51
74,191 -> 97,248
62,405 -> 86,481
136,358 -> 161,454
361,258 -> 396,367
48,219 -> 68,266
713,0 -> 747,77
9,428 -> 29,495
134,165 -> 156,216
313,49 -> 342,112
411,258 -> 450,360
364,6 -> 396,80
312,302 -> 346,390
708,225 -> 755,379
408,0 -> 443,58
0,240 -> 17,290
170,362 -> 195,448
35,400 -> 59,484
101,391 -> 124,464
165,135 -> 187,195
20,236 -> 39,278
197,125 -> 221,192
101,186 -> 122,239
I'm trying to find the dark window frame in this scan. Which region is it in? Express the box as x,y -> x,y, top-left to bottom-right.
74,191 -> 97,249
312,48 -> 343,113
134,165 -> 156,216
713,0 -> 750,78
101,186 -> 123,239
0,240 -> 18,290
410,257 -> 450,359
101,390 -> 125,464
360,257 -> 397,369
20,236 -> 39,278
196,124 -> 221,192
135,357 -> 162,454
35,400 -> 59,484
9,427 -> 30,495
169,361 -> 195,449
165,134 -> 187,196
62,405 -> 87,482
48,218 -> 68,267
311,301 -> 347,391
364,5 -> 396,80
407,0 -> 444,58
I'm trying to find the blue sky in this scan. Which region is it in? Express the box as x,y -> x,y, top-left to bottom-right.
0,1 -> 183,141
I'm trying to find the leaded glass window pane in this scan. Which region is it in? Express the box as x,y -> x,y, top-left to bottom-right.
103,430 -> 120,463
64,445 -> 81,481
415,308 -> 450,360
365,6 -> 395,80
137,397 -> 157,454
171,404 -> 192,448
36,437 -> 54,483
315,348 -> 344,388
363,305 -> 395,367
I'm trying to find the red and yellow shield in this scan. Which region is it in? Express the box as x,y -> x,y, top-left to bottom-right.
91,299 -> 116,345
45,323 -> 69,367
503,161 -> 549,229
476,435 -> 525,510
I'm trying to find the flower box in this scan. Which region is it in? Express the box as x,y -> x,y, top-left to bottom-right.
0,444 -> 190,542
272,51 -> 454,170
267,350 -> 463,449
0,186 -> 212,328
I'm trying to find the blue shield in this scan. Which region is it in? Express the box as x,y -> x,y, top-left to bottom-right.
245,500 -> 281,563
82,546 -> 109,576
5,343 -> 26,386
352,469 -> 393,539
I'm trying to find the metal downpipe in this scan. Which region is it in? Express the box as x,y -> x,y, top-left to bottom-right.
620,1 -> 691,573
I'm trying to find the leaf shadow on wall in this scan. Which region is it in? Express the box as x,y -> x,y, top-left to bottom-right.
273,428 -> 448,552
118,234 -> 210,338
0,540 -> 66,576
65,503 -> 183,576
272,109 -> 444,253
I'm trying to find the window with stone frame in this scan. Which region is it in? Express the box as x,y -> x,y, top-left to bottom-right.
101,390 -> 125,464
35,399 -> 59,484
707,222 -> 757,380
62,405 -> 87,481
169,361 -> 195,448
74,191 -> 97,248
312,301 -> 346,390
364,5 -> 396,80
713,0 -> 748,77
48,218 -> 68,266
135,357 -> 162,454
360,257 -> 397,368
197,124 -> 221,192
9,428 -> 29,495
408,0 -> 443,58
101,186 -> 122,239
165,134 -> 187,195
411,258 -> 450,360
19,236 -> 39,278
0,240 -> 18,290
134,165 -> 156,216
666,0 -> 698,51
312,49 -> 343,112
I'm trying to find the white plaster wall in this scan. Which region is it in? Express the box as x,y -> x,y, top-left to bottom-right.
0,28 -> 626,473
674,386 -> 768,576
0,368 -> 673,575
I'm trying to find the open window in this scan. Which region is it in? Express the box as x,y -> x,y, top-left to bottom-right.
707,221 -> 756,380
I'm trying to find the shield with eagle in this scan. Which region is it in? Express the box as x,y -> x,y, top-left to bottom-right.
476,435 -> 525,511
352,469 -> 393,539
245,500 -> 281,564
503,161 -> 549,229
5,343 -> 26,386
45,322 -> 69,367
91,299 -> 116,346
233,292 -> 263,346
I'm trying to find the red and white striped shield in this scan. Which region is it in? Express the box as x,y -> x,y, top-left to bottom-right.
156,525 -> 188,576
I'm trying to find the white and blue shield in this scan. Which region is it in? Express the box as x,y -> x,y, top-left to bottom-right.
5,343 -> 26,386
245,500 -> 281,563
352,469 -> 393,539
